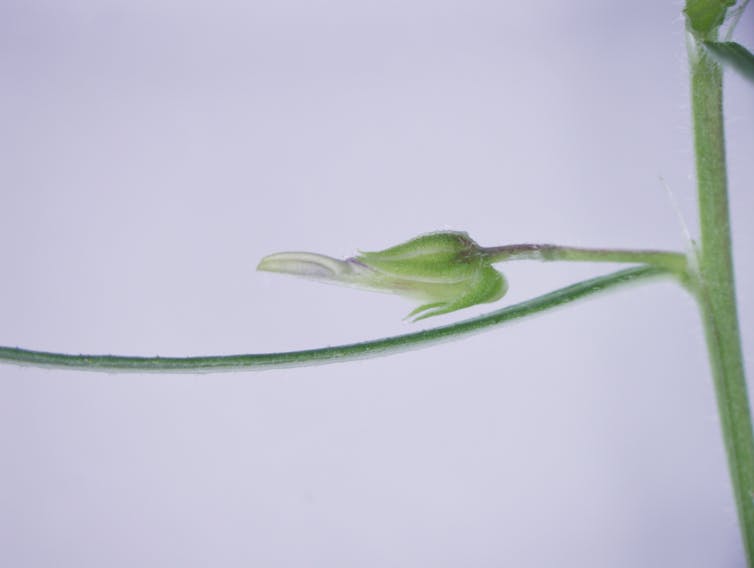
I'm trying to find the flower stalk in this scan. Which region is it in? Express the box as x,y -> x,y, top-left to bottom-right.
481,244 -> 688,278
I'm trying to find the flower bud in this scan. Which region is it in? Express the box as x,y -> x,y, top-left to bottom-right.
257,231 -> 508,321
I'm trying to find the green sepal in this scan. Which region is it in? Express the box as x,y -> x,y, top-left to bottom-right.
410,265 -> 508,322
357,231 -> 480,282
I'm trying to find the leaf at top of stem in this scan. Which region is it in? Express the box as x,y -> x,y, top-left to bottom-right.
704,41 -> 754,84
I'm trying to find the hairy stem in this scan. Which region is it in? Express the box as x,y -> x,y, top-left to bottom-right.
0,266 -> 667,373
482,244 -> 688,276
689,32 -> 754,562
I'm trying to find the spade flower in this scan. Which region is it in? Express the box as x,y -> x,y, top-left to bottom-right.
257,231 -> 508,321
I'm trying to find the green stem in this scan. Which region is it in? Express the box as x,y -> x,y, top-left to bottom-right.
482,244 -> 688,276
0,266 -> 666,373
724,0 -> 751,39
689,32 -> 754,563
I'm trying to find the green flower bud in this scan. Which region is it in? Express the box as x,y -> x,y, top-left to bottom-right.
257,231 -> 508,321
685,0 -> 735,37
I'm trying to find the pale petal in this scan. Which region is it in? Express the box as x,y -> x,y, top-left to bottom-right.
257,252 -> 361,281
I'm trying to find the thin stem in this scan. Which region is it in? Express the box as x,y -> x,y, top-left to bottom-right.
482,244 -> 688,277
725,0 -> 751,40
0,266 -> 666,373
689,31 -> 754,562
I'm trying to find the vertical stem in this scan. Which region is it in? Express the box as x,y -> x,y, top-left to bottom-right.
689,36 -> 754,563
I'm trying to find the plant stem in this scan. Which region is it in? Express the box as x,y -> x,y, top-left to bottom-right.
689,33 -> 754,562
0,266 -> 666,373
482,244 -> 688,276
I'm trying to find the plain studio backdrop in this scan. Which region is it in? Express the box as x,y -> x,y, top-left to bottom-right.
1,1 -> 753,567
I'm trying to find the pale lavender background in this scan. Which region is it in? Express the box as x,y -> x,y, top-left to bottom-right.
1,1 -> 753,567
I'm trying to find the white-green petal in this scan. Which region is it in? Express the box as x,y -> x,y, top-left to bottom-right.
257,252 -> 370,283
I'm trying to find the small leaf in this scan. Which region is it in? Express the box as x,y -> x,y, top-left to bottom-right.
704,41 -> 754,84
